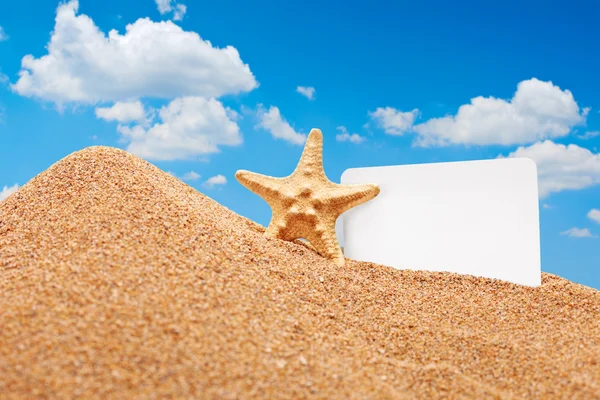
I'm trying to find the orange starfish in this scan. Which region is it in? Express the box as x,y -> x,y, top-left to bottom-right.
235,128 -> 380,266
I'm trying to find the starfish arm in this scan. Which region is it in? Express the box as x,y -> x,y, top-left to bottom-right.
293,129 -> 325,176
305,220 -> 345,266
325,183 -> 381,215
235,170 -> 285,204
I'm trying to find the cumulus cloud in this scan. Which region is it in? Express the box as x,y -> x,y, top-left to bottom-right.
0,184 -> 19,201
369,107 -> 419,135
588,209 -> 600,224
0,26 -> 8,41
296,86 -> 315,100
11,1 -> 257,106
118,97 -> 242,161
336,126 -> 365,144
560,227 -> 597,238
155,0 -> 187,20
204,174 -> 227,187
412,78 -> 589,147
255,105 -> 307,145
95,101 -> 149,124
502,140 -> 600,198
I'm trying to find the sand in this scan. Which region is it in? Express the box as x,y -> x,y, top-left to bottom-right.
0,146 -> 599,399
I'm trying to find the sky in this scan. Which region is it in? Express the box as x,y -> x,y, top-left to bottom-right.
0,0 -> 599,289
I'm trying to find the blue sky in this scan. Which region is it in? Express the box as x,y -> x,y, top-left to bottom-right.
0,0 -> 599,289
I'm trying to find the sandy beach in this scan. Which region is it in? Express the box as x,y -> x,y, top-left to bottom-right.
1,146 -> 599,399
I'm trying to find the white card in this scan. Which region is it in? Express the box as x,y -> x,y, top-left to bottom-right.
336,158 -> 541,287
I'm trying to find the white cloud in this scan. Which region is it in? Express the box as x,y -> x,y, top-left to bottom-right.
181,171 -> 200,181
255,105 -> 306,145
296,86 -> 315,100
155,0 -> 187,20
369,107 -> 419,135
120,97 -> 242,161
95,101 -> 149,124
542,203 -> 553,210
11,1 -> 257,106
502,140 -> 600,198
0,184 -> 19,201
560,227 -> 597,238
155,0 -> 171,13
579,131 -> 600,140
588,209 -> 600,224
167,170 -> 201,181
336,126 -> 365,144
225,107 -> 241,122
412,78 -> 588,147
0,26 -> 8,41
205,174 -> 227,187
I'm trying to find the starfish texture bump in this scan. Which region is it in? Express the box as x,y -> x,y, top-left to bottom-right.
235,128 -> 380,266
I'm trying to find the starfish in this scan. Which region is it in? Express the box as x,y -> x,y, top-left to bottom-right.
235,128 -> 380,266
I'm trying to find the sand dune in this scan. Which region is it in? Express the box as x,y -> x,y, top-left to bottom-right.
1,146 -> 599,399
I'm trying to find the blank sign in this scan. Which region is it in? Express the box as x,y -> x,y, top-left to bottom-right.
337,158 -> 541,287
